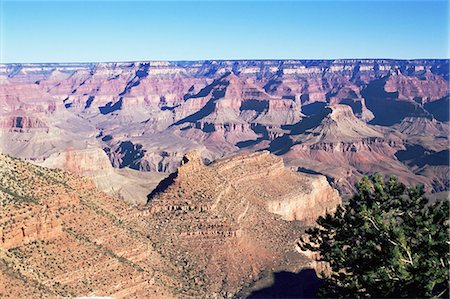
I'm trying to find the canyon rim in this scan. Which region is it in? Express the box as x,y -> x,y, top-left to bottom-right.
1,0 -> 449,298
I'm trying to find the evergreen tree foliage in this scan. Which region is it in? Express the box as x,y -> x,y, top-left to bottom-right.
301,174 -> 449,298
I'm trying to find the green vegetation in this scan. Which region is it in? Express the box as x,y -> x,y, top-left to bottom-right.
0,247 -> 74,297
0,185 -> 39,205
301,174 -> 449,298
63,227 -> 145,273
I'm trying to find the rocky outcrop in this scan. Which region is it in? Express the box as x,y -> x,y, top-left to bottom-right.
0,59 -> 448,197
0,150 -> 341,298
39,147 -> 166,204
0,154 -> 79,250
0,206 -> 63,250
384,70 -> 448,103
145,151 -> 340,296
0,154 -> 174,298
266,175 -> 340,222
0,115 -> 48,131
271,105 -> 419,196
299,104 -> 383,143
394,117 -> 449,137
177,150 -> 204,176
40,147 -> 115,176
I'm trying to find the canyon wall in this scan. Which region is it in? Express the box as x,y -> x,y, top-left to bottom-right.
0,151 -> 340,298
0,59 -> 448,198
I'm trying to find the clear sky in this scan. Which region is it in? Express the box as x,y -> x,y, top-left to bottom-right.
0,0 -> 448,63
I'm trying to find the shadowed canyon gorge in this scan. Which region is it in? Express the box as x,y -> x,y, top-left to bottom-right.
0,59 -> 449,297
1,59 -> 448,200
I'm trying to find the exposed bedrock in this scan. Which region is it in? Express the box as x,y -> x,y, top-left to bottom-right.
144,150 -> 341,296
0,59 -> 448,197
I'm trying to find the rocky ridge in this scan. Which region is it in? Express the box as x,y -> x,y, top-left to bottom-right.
0,154 -> 180,298
0,151 -> 340,298
0,59 -> 448,198
143,150 -> 340,296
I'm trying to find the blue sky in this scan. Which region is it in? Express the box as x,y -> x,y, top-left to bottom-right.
0,1 -> 448,63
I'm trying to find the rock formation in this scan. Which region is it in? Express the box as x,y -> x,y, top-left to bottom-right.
270,105 -> 431,196
0,59 -> 448,198
0,154 -> 173,298
143,151 -> 340,296
0,151 -> 340,298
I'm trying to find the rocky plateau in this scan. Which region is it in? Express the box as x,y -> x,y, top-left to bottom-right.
1,59 -> 448,201
0,150 -> 339,298
0,58 -> 449,298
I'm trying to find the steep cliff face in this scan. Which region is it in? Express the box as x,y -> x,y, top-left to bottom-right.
266,176 -> 340,222
0,154 -> 174,298
0,155 -> 81,250
384,70 -> 448,103
1,207 -> 63,250
38,147 -> 166,204
270,105 -> 434,196
394,117 -> 449,138
40,147 -> 114,176
0,115 -> 49,131
145,151 -> 340,297
0,59 -> 448,196
0,151 -> 341,298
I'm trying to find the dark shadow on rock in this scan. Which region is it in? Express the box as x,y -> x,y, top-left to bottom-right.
301,102 -> 327,117
339,98 -> 363,115
297,167 -> 322,175
268,135 -> 293,155
103,141 -> 145,170
265,104 -> 331,155
247,269 -> 323,299
99,98 -> 123,114
424,95 -> 449,122
147,171 -> 177,203
395,145 -> 449,167
297,167 -> 335,186
160,104 -> 180,111
283,107 -> 330,135
362,76 -> 431,126
99,63 -> 149,115
236,124 -> 269,149
174,78 -> 230,126
101,134 -> 113,142
183,72 -> 231,101
240,99 -> 270,112
84,96 -> 95,109
395,144 -> 429,163
412,149 -> 449,168
263,79 -> 282,93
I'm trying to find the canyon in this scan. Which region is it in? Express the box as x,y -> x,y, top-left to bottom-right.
0,150 -> 339,297
0,59 -> 449,298
0,59 -> 448,202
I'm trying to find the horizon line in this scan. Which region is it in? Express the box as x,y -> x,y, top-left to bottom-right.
1,57 -> 449,65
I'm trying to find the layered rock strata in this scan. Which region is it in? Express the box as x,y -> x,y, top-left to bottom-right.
0,59 -> 448,197
0,151 -> 340,298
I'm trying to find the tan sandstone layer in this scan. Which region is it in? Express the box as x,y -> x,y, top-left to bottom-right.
0,151 -> 340,298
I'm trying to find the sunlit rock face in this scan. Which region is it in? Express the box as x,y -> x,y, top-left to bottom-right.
144,150 -> 341,297
0,59 -> 448,197
0,151 -> 339,298
0,59 -> 448,297
0,154 -> 174,298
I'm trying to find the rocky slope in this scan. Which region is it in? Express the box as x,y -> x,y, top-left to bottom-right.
270,104 -> 448,196
0,59 -> 448,197
140,150 -> 340,297
0,151 -> 340,298
0,154 -> 175,298
38,147 -> 166,204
